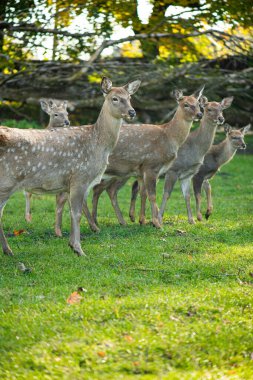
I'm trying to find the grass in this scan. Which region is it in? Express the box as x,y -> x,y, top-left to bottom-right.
0,154 -> 253,379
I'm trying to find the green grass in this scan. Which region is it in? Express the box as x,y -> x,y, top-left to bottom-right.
0,154 -> 253,379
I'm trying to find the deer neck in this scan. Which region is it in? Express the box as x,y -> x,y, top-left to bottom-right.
216,137 -> 237,166
165,107 -> 193,147
94,104 -> 123,151
196,115 -> 218,153
46,117 -> 54,129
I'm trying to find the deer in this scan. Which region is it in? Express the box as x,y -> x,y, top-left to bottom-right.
24,98 -> 70,223
0,77 -> 140,257
147,95 -> 234,224
84,87 -> 204,230
192,123 -> 250,221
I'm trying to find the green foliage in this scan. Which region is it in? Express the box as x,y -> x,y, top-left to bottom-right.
0,154 -> 253,378
0,0 -> 252,62
2,119 -> 40,129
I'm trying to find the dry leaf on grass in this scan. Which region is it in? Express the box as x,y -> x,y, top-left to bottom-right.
13,229 -> 27,236
66,291 -> 83,304
97,351 -> 106,357
124,335 -> 133,342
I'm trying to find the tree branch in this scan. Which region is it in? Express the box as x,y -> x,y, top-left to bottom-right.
0,22 -> 95,38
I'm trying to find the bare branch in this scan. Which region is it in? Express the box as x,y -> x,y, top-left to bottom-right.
0,22 -> 95,39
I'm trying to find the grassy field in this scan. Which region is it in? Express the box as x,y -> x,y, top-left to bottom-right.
0,153 -> 253,380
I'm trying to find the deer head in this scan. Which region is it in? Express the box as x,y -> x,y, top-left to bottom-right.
101,77 -> 141,121
174,86 -> 204,121
200,96 -> 233,125
40,99 -> 70,128
224,123 -> 251,150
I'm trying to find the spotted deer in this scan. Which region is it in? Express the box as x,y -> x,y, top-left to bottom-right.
0,77 -> 140,257
152,96 -> 233,224
193,123 -> 250,221
24,98 -> 70,223
87,87 -> 204,230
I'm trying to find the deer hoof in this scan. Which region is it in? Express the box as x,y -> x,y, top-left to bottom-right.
55,228 -> 63,237
25,214 -> 32,223
90,224 -> 100,233
188,218 -> 196,225
129,214 -> 135,223
119,219 -> 127,226
152,219 -> 162,229
3,247 -> 14,256
139,218 -> 147,225
205,212 -> 211,220
69,242 -> 86,257
197,213 -> 203,222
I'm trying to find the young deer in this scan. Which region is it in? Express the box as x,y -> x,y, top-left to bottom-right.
193,123 -> 250,221
89,87 -> 204,229
24,98 -> 70,222
0,77 -> 140,257
153,96 -> 234,224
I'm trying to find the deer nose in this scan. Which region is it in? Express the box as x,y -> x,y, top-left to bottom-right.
218,116 -> 224,124
242,143 -> 246,149
65,120 -> 70,126
196,112 -> 203,119
128,109 -> 136,118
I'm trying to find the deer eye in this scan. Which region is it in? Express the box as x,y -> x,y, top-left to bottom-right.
112,97 -> 119,102
54,113 -> 58,117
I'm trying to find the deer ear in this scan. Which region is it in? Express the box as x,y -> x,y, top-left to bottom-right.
101,77 -> 112,95
173,89 -> 184,102
221,97 -> 233,109
40,99 -> 50,114
224,123 -> 232,135
199,96 -> 208,107
240,124 -> 251,135
192,85 -> 205,100
61,100 -> 68,110
124,80 -> 141,95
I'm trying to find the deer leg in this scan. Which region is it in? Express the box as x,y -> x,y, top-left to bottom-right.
0,198 -> 13,256
68,184 -> 87,257
83,200 -> 100,232
92,183 -> 106,226
24,191 -> 33,222
158,171 -> 178,224
139,179 -> 147,225
55,192 -> 68,237
180,178 -> 195,224
193,175 -> 204,222
107,178 -> 128,225
143,173 -> 160,228
203,180 -> 213,220
129,180 -> 139,222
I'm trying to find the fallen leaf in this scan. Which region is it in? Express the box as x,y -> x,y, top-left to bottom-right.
188,255 -> 193,261
175,229 -> 186,235
124,335 -> 133,342
13,229 -> 26,236
67,291 -> 83,304
97,351 -> 106,357
17,262 -> 32,274
133,361 -> 140,366
162,253 -> 172,260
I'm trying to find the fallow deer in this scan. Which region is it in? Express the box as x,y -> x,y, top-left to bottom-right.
24,98 -> 70,223
0,77 -> 140,257
154,96 -> 234,224
193,123 -> 250,221
88,87 -> 204,229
